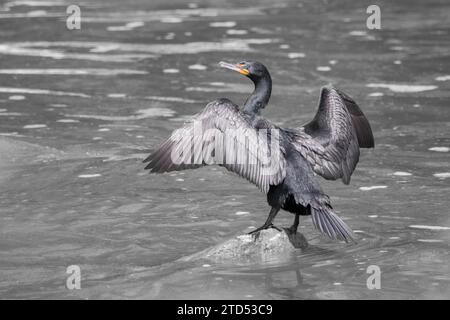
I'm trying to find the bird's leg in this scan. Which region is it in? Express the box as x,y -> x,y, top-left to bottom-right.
248,207 -> 281,235
286,213 -> 300,234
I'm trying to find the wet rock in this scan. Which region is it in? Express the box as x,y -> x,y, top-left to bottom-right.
203,228 -> 308,262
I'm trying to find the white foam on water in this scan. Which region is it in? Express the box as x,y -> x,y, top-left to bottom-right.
226,29 -> 248,35
368,92 -> 384,97
4,1 -> 67,8
98,128 -> 110,132
393,171 -> 412,176
66,107 -> 176,121
0,112 -> 23,116
163,68 -> 179,74
145,96 -> 198,103
188,64 -> 207,71
435,75 -> 450,81
56,119 -> 79,123
27,9 -> 47,16
209,21 -> 236,28
333,282 -> 342,286
23,124 -> 47,129
359,185 -> 388,191
0,40 -> 275,62
0,87 -> 90,98
0,132 -> 22,137
78,174 -> 102,178
49,7 -> 263,24
409,225 -> 450,231
329,60 -> 337,65
160,17 -> 183,23
433,172 -> 450,179
187,82 -> 250,93
349,30 -> 367,36
107,21 -> 144,31
235,211 -> 250,215
186,87 -> 216,92
202,264 -> 211,268
50,103 -> 67,108
164,33 -> 175,40
0,10 -> 61,18
317,66 -> 331,72
0,68 -> 147,75
176,178 -> 184,182
30,4 -> 265,23
394,60 -> 402,65
428,146 -> 449,152
417,239 -> 444,243
279,44 -> 290,49
8,95 -> 25,100
366,83 -> 438,93
0,44 -> 151,62
136,108 -> 176,118
288,52 -> 305,59
389,236 -> 400,240
368,215 -> 378,218
107,93 -> 127,98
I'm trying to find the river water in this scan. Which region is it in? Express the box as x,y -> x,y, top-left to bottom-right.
0,0 -> 449,299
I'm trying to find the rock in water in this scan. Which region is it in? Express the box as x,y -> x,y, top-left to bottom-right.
203,229 -> 308,263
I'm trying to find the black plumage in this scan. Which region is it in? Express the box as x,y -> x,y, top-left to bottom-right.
144,61 -> 374,243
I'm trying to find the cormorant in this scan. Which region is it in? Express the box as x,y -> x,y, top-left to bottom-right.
144,61 -> 374,243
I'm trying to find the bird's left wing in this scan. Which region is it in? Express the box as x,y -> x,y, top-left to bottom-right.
143,99 -> 286,193
291,86 -> 374,184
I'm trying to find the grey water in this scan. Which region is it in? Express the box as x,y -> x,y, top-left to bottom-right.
0,0 -> 449,299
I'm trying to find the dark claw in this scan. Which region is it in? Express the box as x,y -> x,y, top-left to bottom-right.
247,223 -> 282,235
270,225 -> 283,232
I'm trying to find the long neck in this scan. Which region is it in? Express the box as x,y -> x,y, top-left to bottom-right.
243,73 -> 272,116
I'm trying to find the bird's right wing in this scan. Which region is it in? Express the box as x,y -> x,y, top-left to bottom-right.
143,99 -> 286,193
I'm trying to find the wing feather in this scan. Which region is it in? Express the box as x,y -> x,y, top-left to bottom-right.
144,99 -> 286,193
292,86 -> 374,184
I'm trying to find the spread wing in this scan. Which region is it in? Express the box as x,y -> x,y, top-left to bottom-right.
292,86 -> 374,184
143,98 -> 286,193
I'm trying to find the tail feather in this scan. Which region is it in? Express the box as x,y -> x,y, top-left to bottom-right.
311,205 -> 355,243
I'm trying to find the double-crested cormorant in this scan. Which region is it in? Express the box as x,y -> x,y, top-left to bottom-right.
144,61 -> 374,243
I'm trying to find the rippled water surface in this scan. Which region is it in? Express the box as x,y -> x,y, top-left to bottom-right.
0,0 -> 449,299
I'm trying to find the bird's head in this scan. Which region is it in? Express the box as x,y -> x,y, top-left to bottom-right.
219,60 -> 270,83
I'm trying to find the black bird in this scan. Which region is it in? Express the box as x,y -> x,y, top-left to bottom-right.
144,61 -> 374,243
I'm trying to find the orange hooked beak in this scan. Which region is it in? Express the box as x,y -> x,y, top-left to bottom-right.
219,61 -> 250,76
